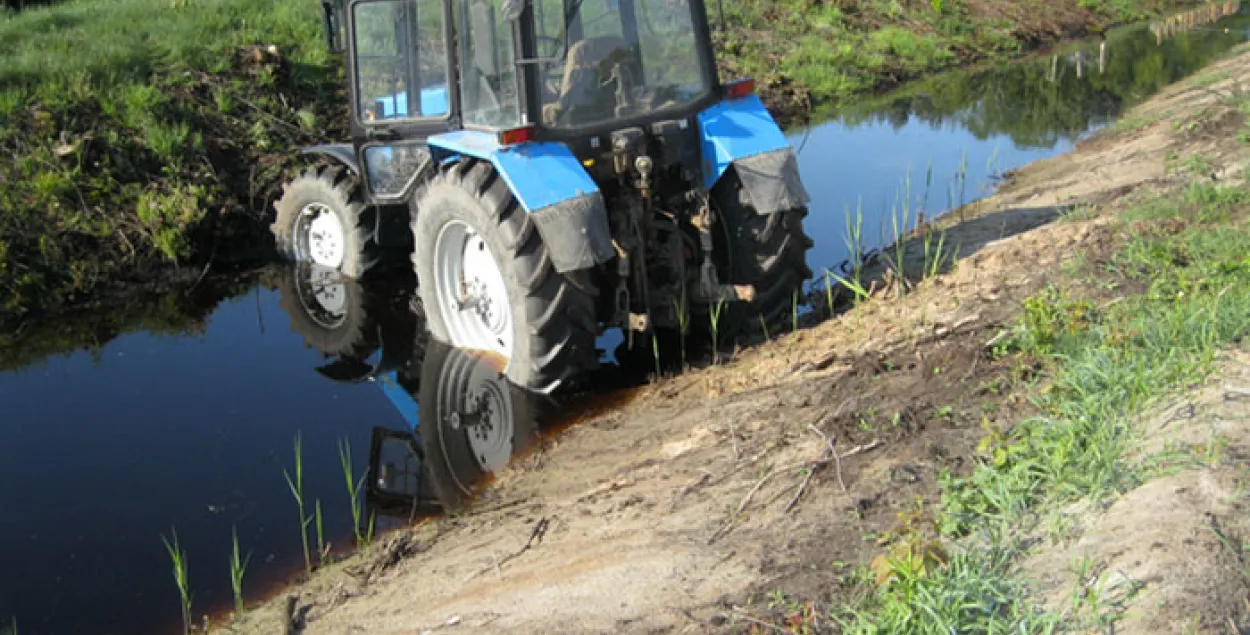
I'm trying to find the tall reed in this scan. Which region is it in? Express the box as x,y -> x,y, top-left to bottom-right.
229,526 -> 250,615
338,437 -> 369,547
161,528 -> 191,635
283,431 -> 313,575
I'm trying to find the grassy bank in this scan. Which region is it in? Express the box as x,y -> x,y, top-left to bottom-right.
0,0 -> 341,329
830,180 -> 1250,630
716,0 -> 1205,116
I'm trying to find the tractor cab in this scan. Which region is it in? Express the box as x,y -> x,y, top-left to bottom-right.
331,0 -> 724,195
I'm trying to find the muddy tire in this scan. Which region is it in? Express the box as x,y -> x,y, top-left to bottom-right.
275,263 -> 379,358
713,169 -> 814,336
411,159 -> 599,394
272,165 -> 380,279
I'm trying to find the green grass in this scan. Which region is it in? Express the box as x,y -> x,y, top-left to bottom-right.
714,0 -> 1196,109
841,181 -> 1250,632
0,0 -> 340,325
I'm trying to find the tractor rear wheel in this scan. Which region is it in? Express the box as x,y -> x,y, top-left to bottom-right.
410,159 -> 599,394
713,170 -> 814,337
272,165 -> 380,279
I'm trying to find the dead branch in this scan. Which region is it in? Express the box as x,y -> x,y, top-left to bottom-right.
786,434 -> 882,514
708,468 -> 779,544
462,517 -> 550,582
719,610 -> 787,633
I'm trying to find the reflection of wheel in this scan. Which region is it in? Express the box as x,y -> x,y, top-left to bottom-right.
276,262 -> 378,358
712,169 -> 814,336
411,159 -> 599,394
272,165 -> 380,279
418,340 -> 540,511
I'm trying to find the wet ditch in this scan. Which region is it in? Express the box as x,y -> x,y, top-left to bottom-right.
1,5 -> 1249,633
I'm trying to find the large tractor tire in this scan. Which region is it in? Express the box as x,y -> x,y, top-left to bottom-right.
713,169 -> 814,337
410,159 -> 599,394
272,165 -> 381,279
417,340 -> 541,511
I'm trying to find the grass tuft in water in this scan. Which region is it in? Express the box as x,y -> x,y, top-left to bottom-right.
229,525 -> 251,616
338,437 -> 370,549
315,498 -> 326,563
283,431 -> 313,575
160,527 -> 192,635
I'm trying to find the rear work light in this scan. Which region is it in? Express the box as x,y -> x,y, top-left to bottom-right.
725,78 -> 756,100
497,125 -> 538,146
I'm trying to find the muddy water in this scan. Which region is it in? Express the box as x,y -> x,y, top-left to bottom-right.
2,7 -> 1249,635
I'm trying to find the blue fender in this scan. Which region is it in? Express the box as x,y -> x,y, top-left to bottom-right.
697,94 -> 810,213
425,130 -> 615,273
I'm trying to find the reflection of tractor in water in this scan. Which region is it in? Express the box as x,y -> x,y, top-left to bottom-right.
275,265 -> 544,518
270,0 -> 814,394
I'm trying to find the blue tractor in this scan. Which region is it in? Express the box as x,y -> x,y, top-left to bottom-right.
270,0 -> 814,393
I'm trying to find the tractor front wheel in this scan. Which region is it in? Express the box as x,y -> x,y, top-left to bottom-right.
411,159 -> 599,394
272,165 -> 380,279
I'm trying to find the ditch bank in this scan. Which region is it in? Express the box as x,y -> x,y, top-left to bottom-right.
0,0 -> 1213,333
219,42 -> 1250,635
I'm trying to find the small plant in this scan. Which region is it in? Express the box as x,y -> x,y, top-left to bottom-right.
161,528 -> 192,635
868,504 -> 948,588
791,289 -> 799,333
676,288 -> 689,369
922,227 -> 948,279
284,431 -> 313,575
315,499 -> 326,563
650,333 -> 661,379
827,269 -> 870,302
758,314 -> 771,340
709,295 -> 727,362
824,268 -> 836,315
229,526 -> 251,616
338,438 -> 370,548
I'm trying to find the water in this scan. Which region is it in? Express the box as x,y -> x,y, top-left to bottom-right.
790,3 -> 1250,274
2,6 -> 1248,633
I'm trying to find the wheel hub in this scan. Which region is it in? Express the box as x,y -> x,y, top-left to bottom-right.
297,203 -> 346,269
432,222 -> 514,357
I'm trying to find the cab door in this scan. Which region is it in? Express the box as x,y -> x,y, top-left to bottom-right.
346,0 -> 459,204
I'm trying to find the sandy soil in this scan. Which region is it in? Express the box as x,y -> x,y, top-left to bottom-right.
222,45 -> 1250,635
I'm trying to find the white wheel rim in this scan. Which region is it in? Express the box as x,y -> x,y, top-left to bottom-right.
440,350 -> 514,474
296,203 -> 346,269
432,220 -> 514,358
302,262 -> 342,322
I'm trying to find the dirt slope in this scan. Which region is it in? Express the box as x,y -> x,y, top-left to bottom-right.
224,45 -> 1250,635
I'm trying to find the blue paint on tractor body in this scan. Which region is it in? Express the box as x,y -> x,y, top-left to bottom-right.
427,130 -> 601,214
377,371 -> 420,434
696,94 -> 792,190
